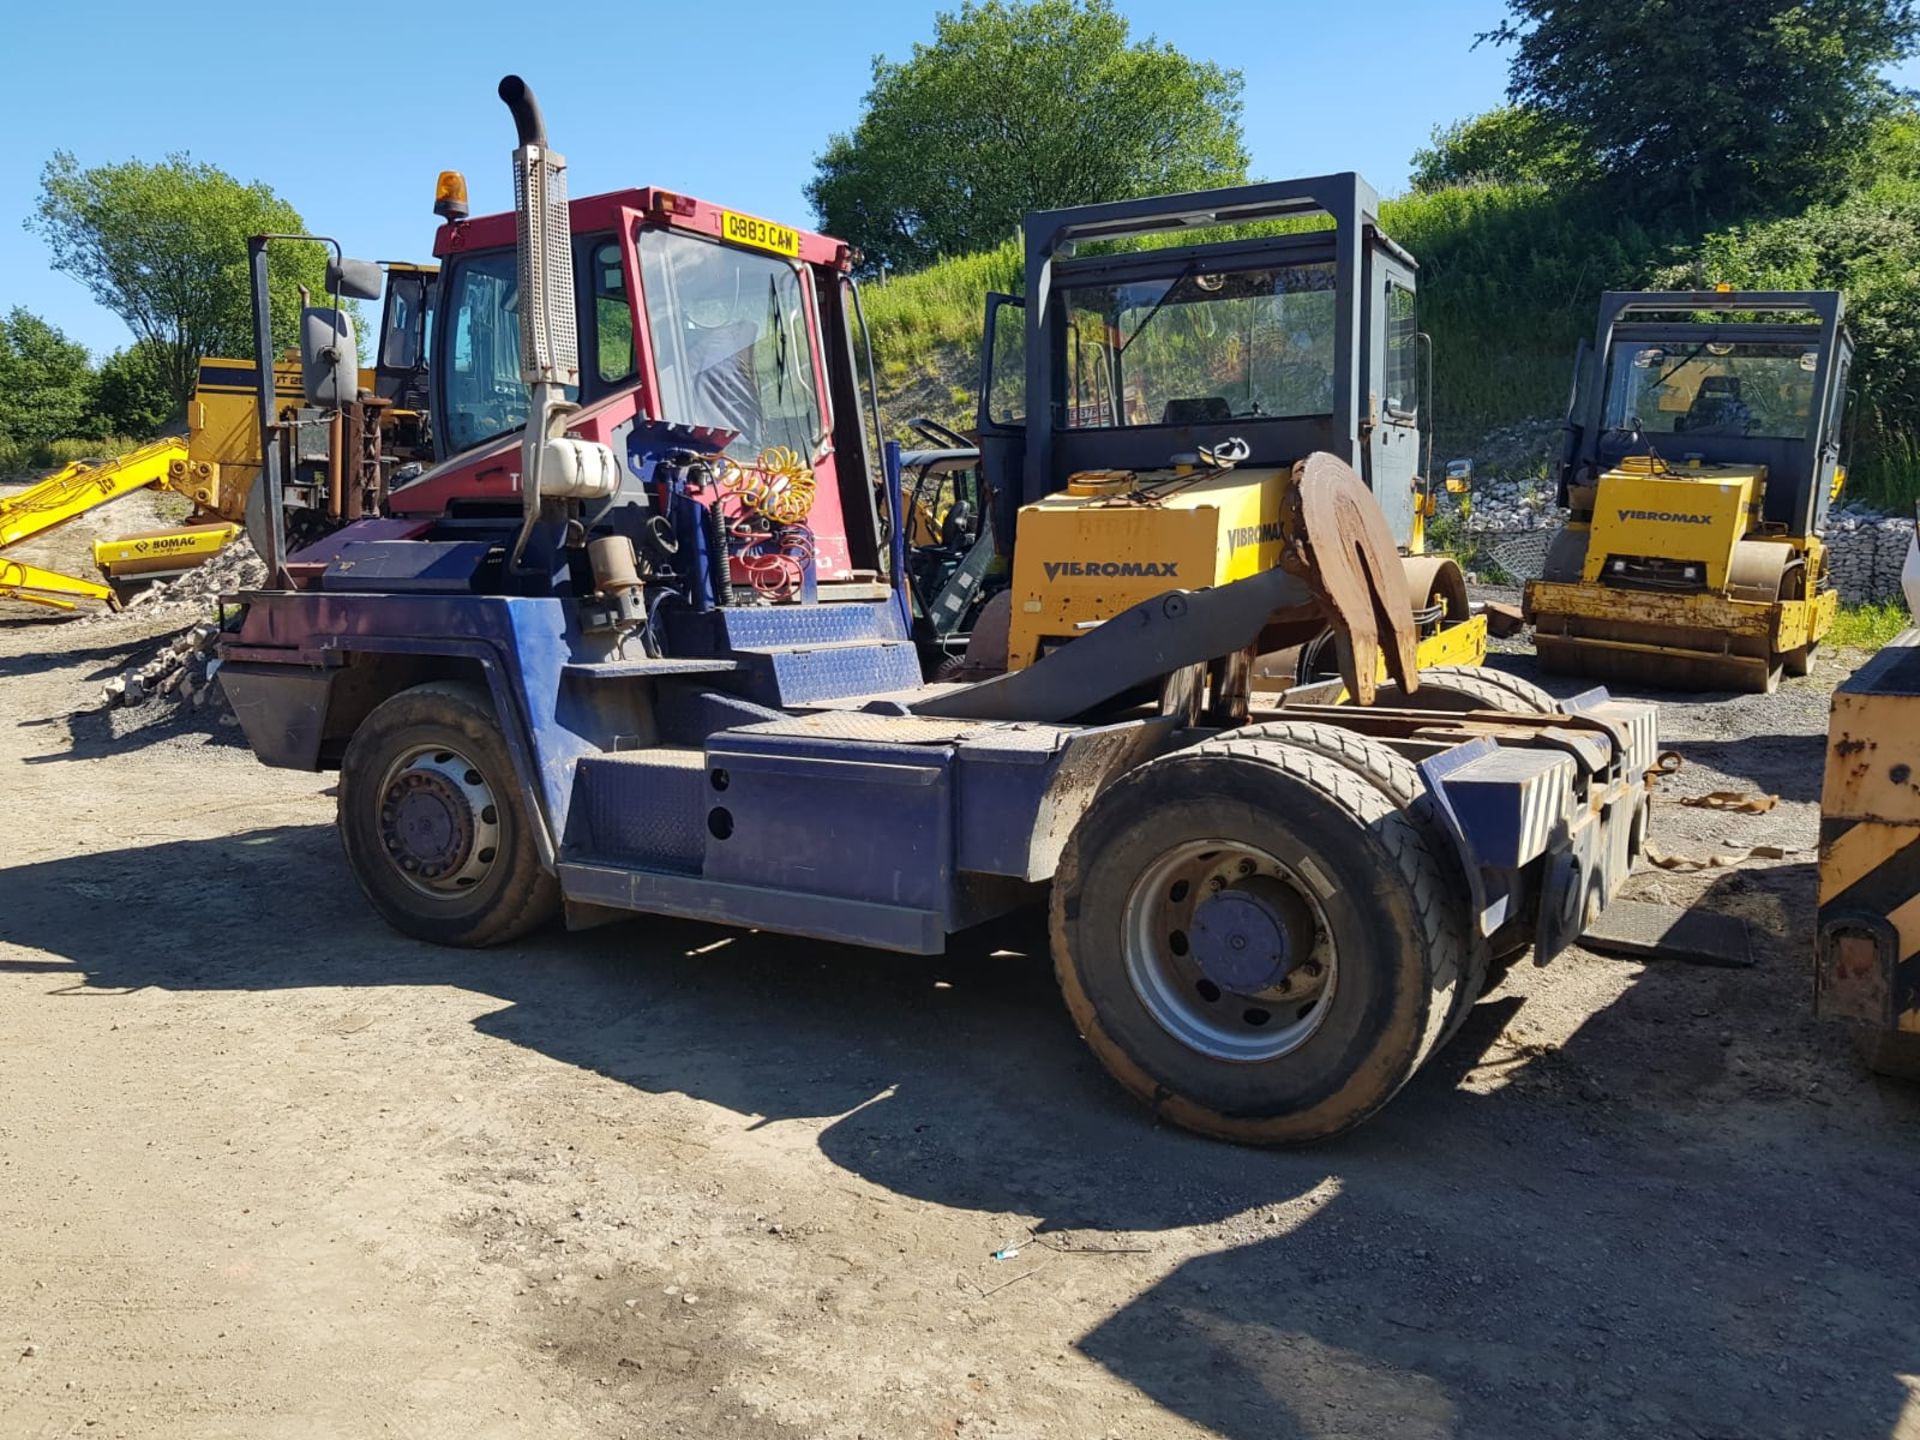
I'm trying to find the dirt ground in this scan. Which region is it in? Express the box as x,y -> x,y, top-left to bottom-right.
3,602 -> 1920,1440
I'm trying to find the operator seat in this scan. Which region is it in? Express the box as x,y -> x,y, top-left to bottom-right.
1677,376 -> 1749,434
1161,396 -> 1233,426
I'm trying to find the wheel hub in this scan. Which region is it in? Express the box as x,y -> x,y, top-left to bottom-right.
383,770 -> 474,880
1189,876 -> 1315,993
376,746 -> 501,896
1122,839 -> 1338,1063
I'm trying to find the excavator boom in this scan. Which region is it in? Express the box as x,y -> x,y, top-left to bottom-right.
0,438 -> 190,609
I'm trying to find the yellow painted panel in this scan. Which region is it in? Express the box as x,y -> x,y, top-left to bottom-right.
1525,579 -> 1777,637
93,523 -> 240,575
1007,467 -> 1285,670
1823,686 -> 1920,825
1583,467 -> 1758,589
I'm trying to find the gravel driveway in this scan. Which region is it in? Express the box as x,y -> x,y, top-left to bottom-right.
1,608 -> 1916,1440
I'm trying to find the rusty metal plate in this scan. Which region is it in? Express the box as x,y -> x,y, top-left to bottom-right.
1285,452 -> 1417,705
1581,899 -> 1753,968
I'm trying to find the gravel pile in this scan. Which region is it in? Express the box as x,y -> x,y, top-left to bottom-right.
94,539 -> 264,725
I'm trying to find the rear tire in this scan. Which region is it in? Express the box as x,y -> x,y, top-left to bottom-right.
1354,664 -> 1556,984
1211,720 -> 1484,1046
1369,663 -> 1558,714
1050,739 -> 1462,1145
338,681 -> 559,947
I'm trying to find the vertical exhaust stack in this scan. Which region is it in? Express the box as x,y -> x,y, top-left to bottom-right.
498,75 -> 618,567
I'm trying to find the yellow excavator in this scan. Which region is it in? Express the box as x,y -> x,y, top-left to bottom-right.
1523,290 -> 1849,693
0,262 -> 435,611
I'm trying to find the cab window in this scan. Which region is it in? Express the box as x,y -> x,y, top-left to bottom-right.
1384,282 -> 1417,418
442,250 -> 529,454
593,241 -> 634,385
1060,261 -> 1338,428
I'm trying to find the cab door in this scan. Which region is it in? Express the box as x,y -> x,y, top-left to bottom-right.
975,292 -> 1025,555
1363,246 -> 1420,548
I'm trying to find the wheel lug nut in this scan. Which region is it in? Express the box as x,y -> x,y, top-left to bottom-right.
1237,859 -> 1255,877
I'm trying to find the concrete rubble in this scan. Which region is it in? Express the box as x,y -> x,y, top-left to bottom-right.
96,538 -> 265,721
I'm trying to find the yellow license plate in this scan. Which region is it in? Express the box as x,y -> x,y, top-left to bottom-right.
720,210 -> 800,258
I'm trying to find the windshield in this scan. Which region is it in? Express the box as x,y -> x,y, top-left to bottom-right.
1059,261 -> 1336,428
1602,339 -> 1821,441
638,229 -> 825,460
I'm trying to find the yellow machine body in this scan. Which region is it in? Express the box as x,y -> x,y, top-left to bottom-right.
92,522 -> 244,579
1577,460 -> 1759,590
1006,465 -> 1485,677
179,359 -> 305,513
1816,628 -> 1920,1076
1007,467 -> 1284,670
1525,459 -> 1835,693
0,361 -> 306,611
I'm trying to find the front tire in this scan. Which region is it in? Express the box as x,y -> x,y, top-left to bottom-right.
1050,739 -> 1462,1145
338,681 -> 559,947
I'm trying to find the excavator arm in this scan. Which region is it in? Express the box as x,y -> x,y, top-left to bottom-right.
0,437 -> 190,610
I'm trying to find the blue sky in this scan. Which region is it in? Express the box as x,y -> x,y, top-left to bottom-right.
3,1 -> 1915,357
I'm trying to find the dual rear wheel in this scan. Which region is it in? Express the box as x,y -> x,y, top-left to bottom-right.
1051,665 -> 1551,1143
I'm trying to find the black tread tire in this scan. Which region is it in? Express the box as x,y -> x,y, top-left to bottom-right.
1207,720 -> 1484,1046
1373,663 -> 1558,714
1050,739 -> 1462,1145
1353,663 -> 1556,987
338,681 -> 559,947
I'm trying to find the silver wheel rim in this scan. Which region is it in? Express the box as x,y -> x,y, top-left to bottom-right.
1122,838 -> 1337,1063
376,743 -> 502,898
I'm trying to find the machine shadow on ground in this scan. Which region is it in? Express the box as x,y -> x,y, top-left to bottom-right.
3,823 -> 1918,1438
0,624 -> 167,682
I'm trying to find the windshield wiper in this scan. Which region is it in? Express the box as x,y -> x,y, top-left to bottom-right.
1117,261 -> 1200,358
766,275 -> 789,406
1648,340 -> 1712,392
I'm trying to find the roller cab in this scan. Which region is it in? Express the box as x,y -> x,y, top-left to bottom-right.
1524,290 -> 1851,693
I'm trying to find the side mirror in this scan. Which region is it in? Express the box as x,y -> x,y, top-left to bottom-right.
1444,457 -> 1473,494
300,305 -> 359,408
326,257 -> 384,302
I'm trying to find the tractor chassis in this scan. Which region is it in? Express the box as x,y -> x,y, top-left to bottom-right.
221,585 -> 1655,966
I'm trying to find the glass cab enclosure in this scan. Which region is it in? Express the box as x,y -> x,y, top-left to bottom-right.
975,175 -> 1426,553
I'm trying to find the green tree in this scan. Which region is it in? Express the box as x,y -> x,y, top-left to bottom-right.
1657,174 -> 1920,499
1409,105 -> 1592,192
93,340 -> 177,436
808,0 -> 1247,273
1481,0 -> 1920,223
0,308 -> 97,446
28,152 -> 334,410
